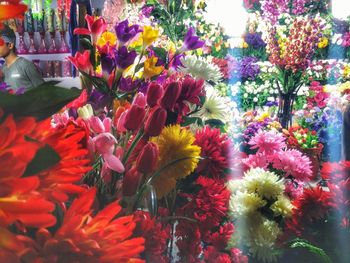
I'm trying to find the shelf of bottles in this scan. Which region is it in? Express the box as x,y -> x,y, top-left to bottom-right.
12,8 -> 73,78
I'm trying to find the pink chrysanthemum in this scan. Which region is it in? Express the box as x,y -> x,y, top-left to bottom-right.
248,130 -> 286,155
242,152 -> 269,170
270,149 -> 312,181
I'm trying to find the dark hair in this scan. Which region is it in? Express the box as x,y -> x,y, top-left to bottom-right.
0,25 -> 16,53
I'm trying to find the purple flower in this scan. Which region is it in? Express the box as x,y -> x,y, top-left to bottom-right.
172,53 -> 185,69
0,82 -> 9,92
245,33 -> 266,49
88,89 -> 112,110
141,6 -> 154,17
119,77 -> 141,92
180,27 -> 205,52
114,46 -> 137,69
115,19 -> 142,43
100,54 -> 115,75
265,101 -> 278,107
333,18 -> 349,34
239,56 -> 260,81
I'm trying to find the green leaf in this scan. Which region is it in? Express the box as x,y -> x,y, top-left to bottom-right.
24,144 -> 61,176
289,238 -> 332,263
80,71 -> 110,94
182,116 -> 203,126
134,62 -> 145,74
152,47 -> 168,64
80,37 -> 93,50
0,82 -> 81,120
205,119 -> 225,128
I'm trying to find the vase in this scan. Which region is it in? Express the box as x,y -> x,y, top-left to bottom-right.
33,32 -> 42,53
54,30 -> 62,52
44,31 -> 52,53
64,31 -> 70,52
23,32 -> 31,53
277,92 -> 296,129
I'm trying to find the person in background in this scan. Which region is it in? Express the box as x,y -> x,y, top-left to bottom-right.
0,25 -> 44,91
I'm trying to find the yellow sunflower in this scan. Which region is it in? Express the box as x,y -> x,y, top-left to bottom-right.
151,125 -> 201,198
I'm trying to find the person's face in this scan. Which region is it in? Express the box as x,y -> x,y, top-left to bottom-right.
0,37 -> 13,58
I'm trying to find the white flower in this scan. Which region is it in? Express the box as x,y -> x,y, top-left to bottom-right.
194,87 -> 228,121
253,97 -> 259,102
179,55 -> 222,82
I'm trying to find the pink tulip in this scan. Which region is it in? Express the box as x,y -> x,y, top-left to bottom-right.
103,153 -> 125,173
116,111 -> 128,132
74,14 -> 107,44
132,92 -> 147,108
103,117 -> 112,133
68,50 -> 93,74
89,116 -> 105,134
92,132 -> 117,155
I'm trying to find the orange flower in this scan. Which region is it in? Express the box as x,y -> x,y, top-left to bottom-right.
34,189 -> 144,262
29,120 -> 92,202
1,189 -> 145,262
0,1 -> 27,24
0,115 -> 56,228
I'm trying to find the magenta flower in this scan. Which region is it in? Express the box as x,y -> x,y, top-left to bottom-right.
248,130 -> 286,155
74,15 -> 107,44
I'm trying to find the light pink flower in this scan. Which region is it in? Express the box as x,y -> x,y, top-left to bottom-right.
242,152 -> 269,169
248,130 -> 286,154
92,132 -> 124,173
270,149 -> 312,181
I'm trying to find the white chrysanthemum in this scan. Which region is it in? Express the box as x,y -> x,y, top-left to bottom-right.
193,87 -> 229,121
230,191 -> 267,217
249,219 -> 281,263
179,55 -> 222,82
243,168 -> 284,200
271,196 -> 294,218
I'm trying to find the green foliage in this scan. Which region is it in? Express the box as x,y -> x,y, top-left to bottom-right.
0,82 -> 81,121
289,238 -> 332,263
24,144 -> 61,176
145,0 -> 195,44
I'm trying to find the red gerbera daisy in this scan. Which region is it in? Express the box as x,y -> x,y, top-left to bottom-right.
195,126 -> 231,178
29,120 -> 92,202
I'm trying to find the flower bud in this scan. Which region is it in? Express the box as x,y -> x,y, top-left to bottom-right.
144,107 -> 167,136
159,81 -> 182,111
89,116 -> 105,133
133,92 -> 147,108
122,166 -> 142,196
92,132 -> 117,155
136,142 -> 159,174
77,104 -> 93,119
124,105 -> 146,131
146,82 -> 163,107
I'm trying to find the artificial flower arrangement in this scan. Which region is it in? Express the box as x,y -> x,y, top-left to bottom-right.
284,125 -> 319,150
30,9 -> 248,262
